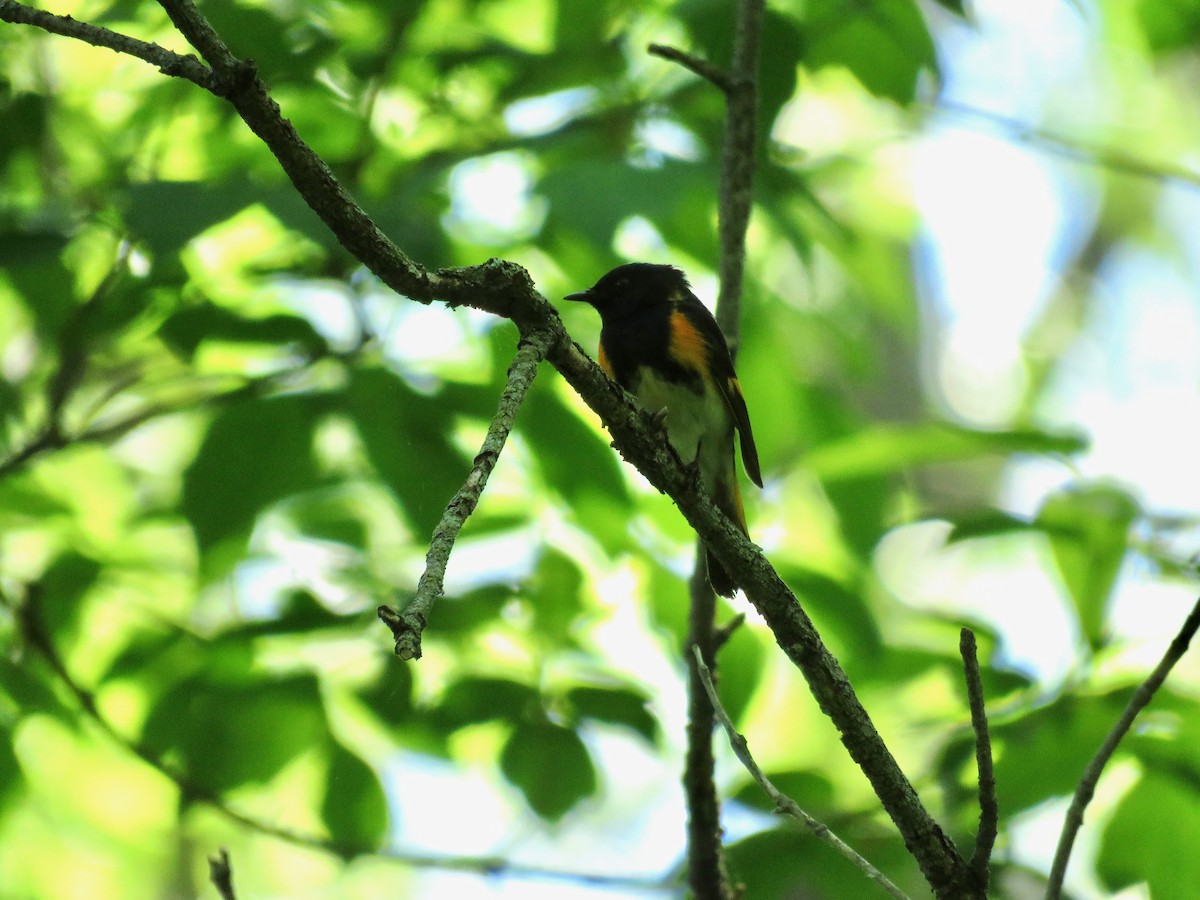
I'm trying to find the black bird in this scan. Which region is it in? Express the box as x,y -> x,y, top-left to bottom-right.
566,263 -> 761,596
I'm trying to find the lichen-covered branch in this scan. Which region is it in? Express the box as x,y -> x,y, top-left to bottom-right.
377,329 -> 553,659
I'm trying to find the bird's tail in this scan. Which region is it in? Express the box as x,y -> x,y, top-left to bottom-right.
705,465 -> 748,598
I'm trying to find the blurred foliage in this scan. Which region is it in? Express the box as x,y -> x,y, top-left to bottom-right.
2,0 -> 1200,898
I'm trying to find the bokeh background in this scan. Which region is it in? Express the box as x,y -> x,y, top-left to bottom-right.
2,0 -> 1200,897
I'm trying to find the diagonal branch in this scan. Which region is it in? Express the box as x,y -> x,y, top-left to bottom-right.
693,646 -> 912,900
1046,596 -> 1200,900
377,329 -> 554,659
958,628 -> 997,891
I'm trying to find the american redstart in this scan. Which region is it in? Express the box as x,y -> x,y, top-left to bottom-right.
565,263 -> 762,597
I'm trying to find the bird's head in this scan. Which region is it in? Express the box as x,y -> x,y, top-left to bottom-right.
565,263 -> 690,317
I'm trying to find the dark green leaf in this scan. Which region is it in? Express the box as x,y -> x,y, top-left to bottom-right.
987,690 -> 1131,815
159,301 -> 327,360
35,551 -> 102,643
781,567 -> 882,659
500,720 -> 596,821
343,367 -> 468,538
712,622 -> 766,727
356,657 -> 415,721
1099,769 -> 1200,896
141,675 -> 328,792
322,743 -> 388,851
181,395 -> 320,577
435,677 -> 540,729
1037,482 -> 1139,650
731,769 -> 835,817
527,548 -> 585,642
946,508 -> 1038,542
804,0 -> 939,104
566,685 -> 659,745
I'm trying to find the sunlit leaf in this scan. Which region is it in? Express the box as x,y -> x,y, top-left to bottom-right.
1037,482 -> 1140,650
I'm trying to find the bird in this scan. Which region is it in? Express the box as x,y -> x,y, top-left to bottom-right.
565,262 -> 761,596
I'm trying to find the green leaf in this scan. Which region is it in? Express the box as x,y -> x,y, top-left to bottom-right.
435,677 -> 540,729
781,567 -> 882,659
731,769 -> 835,817
356,657 -> 415,721
804,0 -> 939,104
141,675 -> 328,793
805,424 -> 1087,482
159,301 -> 327,360
946,508 -> 1038,543
1099,769 -> 1200,896
0,722 -> 21,803
181,395 -> 320,577
36,550 -> 103,643
322,743 -> 388,852
566,685 -> 659,745
986,690 -> 1131,815
1037,482 -> 1140,650
500,721 -> 596,821
527,548 -> 585,643
343,367 -> 469,538
712,622 -> 766,727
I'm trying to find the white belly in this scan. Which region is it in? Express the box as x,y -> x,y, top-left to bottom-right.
633,369 -> 730,480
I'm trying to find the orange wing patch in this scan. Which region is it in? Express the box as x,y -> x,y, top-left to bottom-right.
598,341 -> 615,380
667,310 -> 710,378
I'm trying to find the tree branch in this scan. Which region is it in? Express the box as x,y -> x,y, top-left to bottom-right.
648,43 -> 734,93
692,647 -> 911,900
1,6 -> 975,894
0,0 -> 215,88
958,629 -> 997,891
208,848 -> 238,900
1046,596 -> 1200,900
377,328 -> 554,659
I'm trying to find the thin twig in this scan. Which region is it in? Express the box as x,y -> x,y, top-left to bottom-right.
648,43 -> 734,93
377,329 -> 553,659
958,628 -> 997,891
1046,596 -> 1200,900
692,646 -> 911,900
208,848 -> 237,900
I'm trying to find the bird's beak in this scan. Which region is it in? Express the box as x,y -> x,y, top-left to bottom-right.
564,290 -> 593,303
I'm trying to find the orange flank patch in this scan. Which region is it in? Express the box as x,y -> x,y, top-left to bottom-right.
598,341 -> 615,379
667,310 -> 709,377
